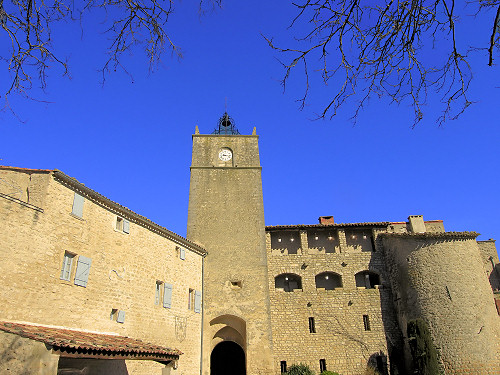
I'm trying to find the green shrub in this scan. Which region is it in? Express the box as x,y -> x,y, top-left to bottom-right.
407,319 -> 443,375
286,363 -> 315,375
320,371 -> 340,375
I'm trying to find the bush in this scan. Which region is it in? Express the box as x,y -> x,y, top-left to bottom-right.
320,371 -> 340,375
407,319 -> 443,375
286,363 -> 315,375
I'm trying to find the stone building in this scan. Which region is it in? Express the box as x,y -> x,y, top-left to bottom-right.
0,166 -> 205,375
1,114 -> 499,375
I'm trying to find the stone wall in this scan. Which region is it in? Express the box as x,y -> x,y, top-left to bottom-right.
187,133 -> 275,375
381,233 -> 500,375
477,240 -> 500,292
266,226 -> 403,375
0,169 -> 204,375
0,331 -> 59,375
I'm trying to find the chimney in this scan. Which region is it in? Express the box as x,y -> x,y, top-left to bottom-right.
319,216 -> 335,225
408,215 -> 426,233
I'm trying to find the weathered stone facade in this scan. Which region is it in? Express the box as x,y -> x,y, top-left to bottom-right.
1,120 -> 499,375
0,167 -> 205,375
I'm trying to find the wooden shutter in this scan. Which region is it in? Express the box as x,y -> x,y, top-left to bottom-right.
180,248 -> 186,260
194,290 -> 201,313
163,283 -> 173,308
117,310 -> 126,323
72,193 -> 84,217
74,255 -> 92,287
123,220 -> 130,234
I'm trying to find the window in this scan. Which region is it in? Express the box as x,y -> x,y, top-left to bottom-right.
155,281 -> 163,305
179,247 -> 186,260
74,255 -> 92,287
355,271 -> 381,289
309,317 -> 316,333
275,273 -> 302,292
315,272 -> 343,290
231,281 -> 242,289
110,309 -> 118,320
115,217 -> 130,234
363,315 -> 371,331
72,193 -> 84,218
163,283 -> 173,308
319,359 -> 327,372
60,252 -> 75,281
187,289 -> 202,313
117,310 -> 126,324
188,288 -> 195,310
280,361 -> 287,374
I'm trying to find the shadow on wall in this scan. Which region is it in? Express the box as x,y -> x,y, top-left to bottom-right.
490,263 -> 500,291
367,245 -> 406,375
367,352 -> 388,375
57,358 -> 129,375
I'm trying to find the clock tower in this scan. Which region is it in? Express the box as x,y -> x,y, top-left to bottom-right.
187,113 -> 274,375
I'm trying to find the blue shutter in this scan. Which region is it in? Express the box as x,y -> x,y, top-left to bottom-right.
180,248 -> 186,260
123,220 -> 130,234
163,283 -> 173,308
117,310 -> 125,323
72,193 -> 84,217
74,255 -> 92,287
194,290 -> 201,313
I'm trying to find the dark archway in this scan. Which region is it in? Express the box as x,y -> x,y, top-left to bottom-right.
210,341 -> 246,375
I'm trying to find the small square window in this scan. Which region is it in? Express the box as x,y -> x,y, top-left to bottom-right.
230,281 -> 242,289
115,217 -> 130,234
60,251 -> 75,281
363,315 -> 371,331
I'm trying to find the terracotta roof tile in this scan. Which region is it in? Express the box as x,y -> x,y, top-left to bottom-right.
0,321 -> 181,358
265,222 -> 391,230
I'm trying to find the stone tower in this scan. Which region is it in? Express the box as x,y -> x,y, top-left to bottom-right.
187,114 -> 274,375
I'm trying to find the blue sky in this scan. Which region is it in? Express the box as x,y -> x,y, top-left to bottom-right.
1,1 -> 499,250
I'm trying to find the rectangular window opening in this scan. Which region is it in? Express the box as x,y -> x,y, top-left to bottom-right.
110,308 -> 118,320
188,288 -> 195,310
116,217 -> 123,231
319,359 -> 327,372
363,315 -> 371,331
280,361 -> 287,374
231,281 -> 242,289
60,251 -> 75,281
155,281 -> 163,305
309,317 -> 316,333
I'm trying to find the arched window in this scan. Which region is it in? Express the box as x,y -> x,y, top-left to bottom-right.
315,272 -> 343,290
275,273 -> 302,292
355,271 -> 381,289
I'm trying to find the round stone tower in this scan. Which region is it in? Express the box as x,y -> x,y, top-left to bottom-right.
381,231 -> 500,374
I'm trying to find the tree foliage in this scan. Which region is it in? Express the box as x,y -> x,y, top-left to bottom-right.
287,363 -> 316,375
407,318 -> 443,374
264,0 -> 500,125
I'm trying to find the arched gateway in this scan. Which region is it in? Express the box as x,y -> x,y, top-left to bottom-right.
210,341 -> 246,375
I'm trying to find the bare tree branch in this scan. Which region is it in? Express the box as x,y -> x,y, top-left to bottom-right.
266,0 -> 498,125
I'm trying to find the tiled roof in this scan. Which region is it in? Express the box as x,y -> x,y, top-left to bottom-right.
379,231 -> 479,239
265,222 -> 391,230
0,165 -> 52,173
0,321 -> 181,360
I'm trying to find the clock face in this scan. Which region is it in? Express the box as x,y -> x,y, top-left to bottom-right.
218,149 -> 233,161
